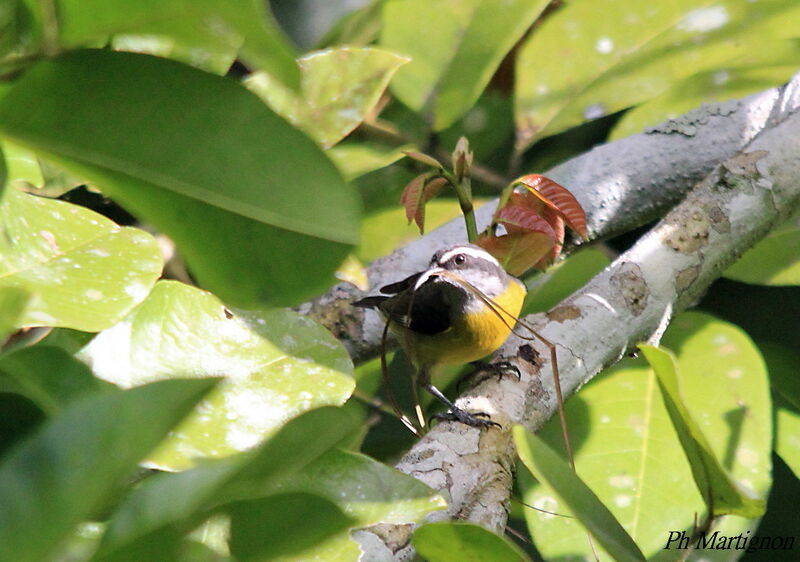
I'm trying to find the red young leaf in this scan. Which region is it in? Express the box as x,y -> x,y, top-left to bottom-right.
514,174 -> 588,238
536,206 -> 565,268
476,231 -> 554,276
399,175 -> 449,233
400,173 -> 427,225
495,203 -> 558,240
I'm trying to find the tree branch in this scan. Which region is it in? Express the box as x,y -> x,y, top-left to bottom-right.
351,75 -> 800,559
301,73 -> 800,367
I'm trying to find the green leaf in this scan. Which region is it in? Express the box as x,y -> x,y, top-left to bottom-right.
515,0 -> 800,149
759,343 -> 800,478
382,0 -> 549,131
228,492 -> 355,561
111,33 -> 236,74
52,0 -> 300,89
521,248 -> 610,314
273,448 -> 446,560
0,286 -> 29,340
610,42 -> 800,140
0,49 -> 360,307
78,280 -> 355,470
412,521 -> 531,562
0,187 -> 162,331
724,214 -> 800,286
514,426 -> 646,562
2,139 -> 43,188
0,345 -> 114,415
0,378 -> 217,562
97,407 -> 359,559
327,142 -> 413,182
519,311 -> 772,559
640,344 -> 765,517
246,46 -> 409,148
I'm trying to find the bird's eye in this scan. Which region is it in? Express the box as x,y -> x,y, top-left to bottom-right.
454,254 -> 466,265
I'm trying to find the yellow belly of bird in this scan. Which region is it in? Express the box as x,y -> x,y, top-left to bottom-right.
403,279 -> 526,368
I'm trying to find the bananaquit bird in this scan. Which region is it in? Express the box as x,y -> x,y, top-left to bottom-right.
354,244 -> 526,428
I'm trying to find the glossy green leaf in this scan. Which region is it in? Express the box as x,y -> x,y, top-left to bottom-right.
2,139 -> 43,187
0,345 -> 114,415
759,343 -> 800,478
520,312 -> 771,559
640,344 -> 764,517
0,49 -> 360,307
515,426 -> 645,562
52,0 -> 300,89
0,286 -> 29,340
515,0 -> 800,149
724,214 -> 800,286
610,43 -> 800,140
78,281 -> 355,470
97,407 -> 359,559
382,0 -> 548,131
327,142 -> 412,181
111,34 -> 236,74
273,448 -> 446,560
0,187 -> 162,331
0,378 -> 217,562
521,248 -> 610,314
247,46 -> 408,148
228,492 -> 355,561
412,521 -> 531,562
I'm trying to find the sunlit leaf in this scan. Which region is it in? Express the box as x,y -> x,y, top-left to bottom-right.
327,142 -> 412,181
0,187 -> 162,331
413,522 -> 531,562
0,378 -> 217,562
521,248 -> 610,314
724,215 -> 800,286
759,343 -> 800,478
97,407 -> 359,558
382,0 -> 549,130
271,448 -> 446,560
51,0 -> 300,89
0,50 -> 359,307
78,281 -> 355,470
246,46 -> 409,148
514,0 -> 800,149
2,139 -> 43,188
111,33 -> 236,74
520,312 -> 771,559
610,41 -> 800,140
228,493 -> 354,561
515,426 -> 645,562
0,287 -> 29,341
640,344 -> 765,517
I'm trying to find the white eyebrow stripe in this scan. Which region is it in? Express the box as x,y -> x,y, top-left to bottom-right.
437,246 -> 500,267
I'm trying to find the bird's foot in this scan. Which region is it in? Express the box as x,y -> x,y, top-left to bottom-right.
456,360 -> 521,392
431,408 -> 501,429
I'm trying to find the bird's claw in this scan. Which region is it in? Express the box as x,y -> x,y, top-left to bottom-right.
456,360 -> 521,392
431,408 -> 501,429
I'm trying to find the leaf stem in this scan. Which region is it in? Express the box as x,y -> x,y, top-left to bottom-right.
443,170 -> 479,242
